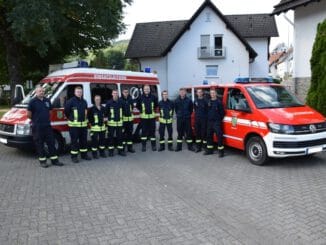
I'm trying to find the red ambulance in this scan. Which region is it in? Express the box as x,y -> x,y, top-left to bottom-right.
0,68 -> 161,153
188,81 -> 326,165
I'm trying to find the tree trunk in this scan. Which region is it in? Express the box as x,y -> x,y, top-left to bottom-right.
0,13 -> 23,105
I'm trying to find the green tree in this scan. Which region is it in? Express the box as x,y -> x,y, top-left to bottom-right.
307,19 -> 326,116
0,0 -> 131,103
107,49 -> 125,70
90,50 -> 109,68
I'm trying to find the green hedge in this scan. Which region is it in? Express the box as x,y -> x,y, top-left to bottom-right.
307,19 -> 326,116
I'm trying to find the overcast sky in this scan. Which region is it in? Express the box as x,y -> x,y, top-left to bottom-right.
118,0 -> 294,51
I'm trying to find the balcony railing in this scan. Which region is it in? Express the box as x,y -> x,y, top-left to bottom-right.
198,47 -> 226,59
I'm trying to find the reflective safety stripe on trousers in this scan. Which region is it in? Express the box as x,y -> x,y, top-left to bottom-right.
141,102 -> 155,119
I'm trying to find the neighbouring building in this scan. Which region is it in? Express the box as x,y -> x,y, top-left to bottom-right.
125,0 -> 278,97
272,0 -> 326,101
269,47 -> 293,82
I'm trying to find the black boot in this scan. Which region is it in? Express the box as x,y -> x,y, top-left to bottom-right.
92,151 -> 99,159
81,154 -> 92,161
168,144 -> 174,151
118,150 -> 126,156
151,141 -> 157,151
40,160 -> 49,168
158,144 -> 165,152
203,149 -> 213,155
188,144 -> 195,152
218,148 -> 225,158
52,159 -> 64,166
175,143 -> 182,152
100,150 -> 107,158
71,157 -> 79,163
142,141 -> 146,152
195,144 -> 202,153
108,149 -> 114,157
127,145 -> 135,153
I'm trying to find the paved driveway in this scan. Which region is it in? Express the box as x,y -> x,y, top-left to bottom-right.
0,144 -> 325,245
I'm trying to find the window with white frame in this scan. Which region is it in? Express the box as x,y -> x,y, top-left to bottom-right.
206,65 -> 218,77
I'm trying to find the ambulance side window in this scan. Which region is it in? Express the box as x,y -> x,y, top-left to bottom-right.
52,84 -> 82,108
90,83 -> 117,104
149,85 -> 158,98
121,84 -> 142,100
227,88 -> 250,111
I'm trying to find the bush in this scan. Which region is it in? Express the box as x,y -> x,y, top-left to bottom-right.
306,19 -> 326,116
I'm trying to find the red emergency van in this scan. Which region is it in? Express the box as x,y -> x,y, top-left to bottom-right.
0,68 -> 161,153
188,82 -> 326,165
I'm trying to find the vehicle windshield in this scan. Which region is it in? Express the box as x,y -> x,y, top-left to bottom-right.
19,82 -> 62,106
246,85 -> 304,109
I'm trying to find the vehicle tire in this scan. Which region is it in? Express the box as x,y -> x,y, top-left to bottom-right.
246,136 -> 268,165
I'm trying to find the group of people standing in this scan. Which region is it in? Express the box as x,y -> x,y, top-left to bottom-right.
28,84 -> 225,168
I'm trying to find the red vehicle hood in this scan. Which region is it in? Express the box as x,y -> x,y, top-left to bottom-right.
0,107 -> 29,125
259,106 -> 325,125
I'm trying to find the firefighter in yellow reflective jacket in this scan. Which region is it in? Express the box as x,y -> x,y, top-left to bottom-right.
105,90 -> 126,157
88,95 -> 107,159
120,88 -> 135,153
137,85 -> 158,152
158,90 -> 174,151
64,86 -> 91,163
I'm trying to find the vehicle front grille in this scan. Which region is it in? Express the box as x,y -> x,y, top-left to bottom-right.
273,138 -> 326,148
293,122 -> 326,134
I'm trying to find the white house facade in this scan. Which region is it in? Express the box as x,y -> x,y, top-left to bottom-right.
126,0 -> 278,97
273,0 -> 326,101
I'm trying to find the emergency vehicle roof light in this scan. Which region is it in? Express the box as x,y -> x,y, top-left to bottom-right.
234,77 -> 273,84
62,60 -> 88,69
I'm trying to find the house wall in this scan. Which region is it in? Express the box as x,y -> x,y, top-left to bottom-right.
294,1 -> 326,78
293,1 -> 326,101
247,38 -> 269,78
139,57 -> 168,91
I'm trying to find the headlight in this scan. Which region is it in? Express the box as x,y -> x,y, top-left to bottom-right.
16,124 -> 31,135
268,123 -> 294,134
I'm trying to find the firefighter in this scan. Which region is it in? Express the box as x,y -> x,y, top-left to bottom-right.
27,85 -> 64,168
88,95 -> 107,159
204,89 -> 225,157
138,85 -> 158,152
158,90 -> 174,151
120,88 -> 135,153
174,88 -> 194,152
194,89 -> 208,152
64,86 -> 91,163
106,89 -> 126,157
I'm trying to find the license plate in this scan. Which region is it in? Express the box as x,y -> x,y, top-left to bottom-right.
308,146 -> 323,154
0,138 -> 7,144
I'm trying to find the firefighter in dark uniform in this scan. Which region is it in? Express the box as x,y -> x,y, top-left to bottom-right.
158,90 -> 174,151
27,86 -> 64,168
88,95 -> 107,159
174,88 -> 194,152
194,89 -> 208,152
106,89 -> 126,157
64,86 -> 91,163
120,88 -> 135,153
204,89 -> 225,157
138,85 -> 158,152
